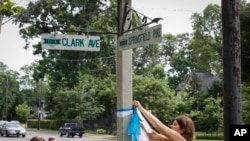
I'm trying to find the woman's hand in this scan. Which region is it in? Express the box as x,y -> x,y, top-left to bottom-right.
133,100 -> 141,108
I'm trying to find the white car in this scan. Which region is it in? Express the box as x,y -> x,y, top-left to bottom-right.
0,122 -> 26,137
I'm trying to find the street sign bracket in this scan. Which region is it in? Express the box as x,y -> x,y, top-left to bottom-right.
122,3 -> 163,35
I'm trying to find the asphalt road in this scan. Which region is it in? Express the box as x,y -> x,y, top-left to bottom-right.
0,129 -> 116,141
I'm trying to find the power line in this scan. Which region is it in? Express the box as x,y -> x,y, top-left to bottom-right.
54,55 -> 115,62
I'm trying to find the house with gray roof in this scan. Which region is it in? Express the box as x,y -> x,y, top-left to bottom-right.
175,72 -> 221,94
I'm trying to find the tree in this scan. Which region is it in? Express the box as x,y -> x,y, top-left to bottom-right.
133,74 -> 179,124
95,74 -> 116,119
0,0 -> 23,16
190,4 -> 222,73
15,102 -> 30,123
196,97 -> 222,133
240,0 -> 250,83
0,0 -> 23,31
18,63 -> 39,110
19,63 -> 37,90
164,4 -> 222,87
53,89 -> 105,120
161,33 -> 192,89
184,73 -> 206,112
133,43 -> 161,76
0,62 -> 22,120
149,64 -> 166,79
242,84 -> 250,124
13,0 -> 117,88
13,0 -> 118,115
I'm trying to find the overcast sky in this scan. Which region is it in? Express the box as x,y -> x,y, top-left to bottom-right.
0,0 -> 223,72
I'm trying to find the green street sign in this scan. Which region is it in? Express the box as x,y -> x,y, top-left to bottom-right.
119,24 -> 162,50
41,34 -> 100,51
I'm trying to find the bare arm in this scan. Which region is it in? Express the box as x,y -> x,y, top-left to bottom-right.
141,123 -> 168,141
148,130 -> 169,141
133,100 -> 185,141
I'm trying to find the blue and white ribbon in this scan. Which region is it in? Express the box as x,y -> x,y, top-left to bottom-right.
117,108 -> 133,117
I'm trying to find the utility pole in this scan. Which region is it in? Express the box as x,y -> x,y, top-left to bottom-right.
116,0 -> 132,141
37,79 -> 42,130
5,74 -> 8,120
222,0 -> 241,141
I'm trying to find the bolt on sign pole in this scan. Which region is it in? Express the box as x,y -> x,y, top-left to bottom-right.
116,0 -> 132,141
222,0 -> 241,141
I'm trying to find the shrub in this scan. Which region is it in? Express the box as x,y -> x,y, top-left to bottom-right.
96,129 -> 106,134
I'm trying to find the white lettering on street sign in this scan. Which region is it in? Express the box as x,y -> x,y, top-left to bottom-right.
41,34 -> 100,51
119,24 -> 162,50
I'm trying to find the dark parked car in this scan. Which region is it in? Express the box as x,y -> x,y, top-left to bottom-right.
0,121 -> 26,137
58,122 -> 85,138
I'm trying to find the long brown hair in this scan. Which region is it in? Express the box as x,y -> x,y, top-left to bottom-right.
175,115 -> 195,141
30,136 -> 46,141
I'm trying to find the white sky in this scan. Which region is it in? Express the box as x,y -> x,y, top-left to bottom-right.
0,0 -> 222,72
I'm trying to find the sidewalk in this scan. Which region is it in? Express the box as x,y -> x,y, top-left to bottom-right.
84,133 -> 117,140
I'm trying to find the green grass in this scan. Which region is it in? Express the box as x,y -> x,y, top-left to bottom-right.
194,131 -> 223,141
196,131 -> 223,136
